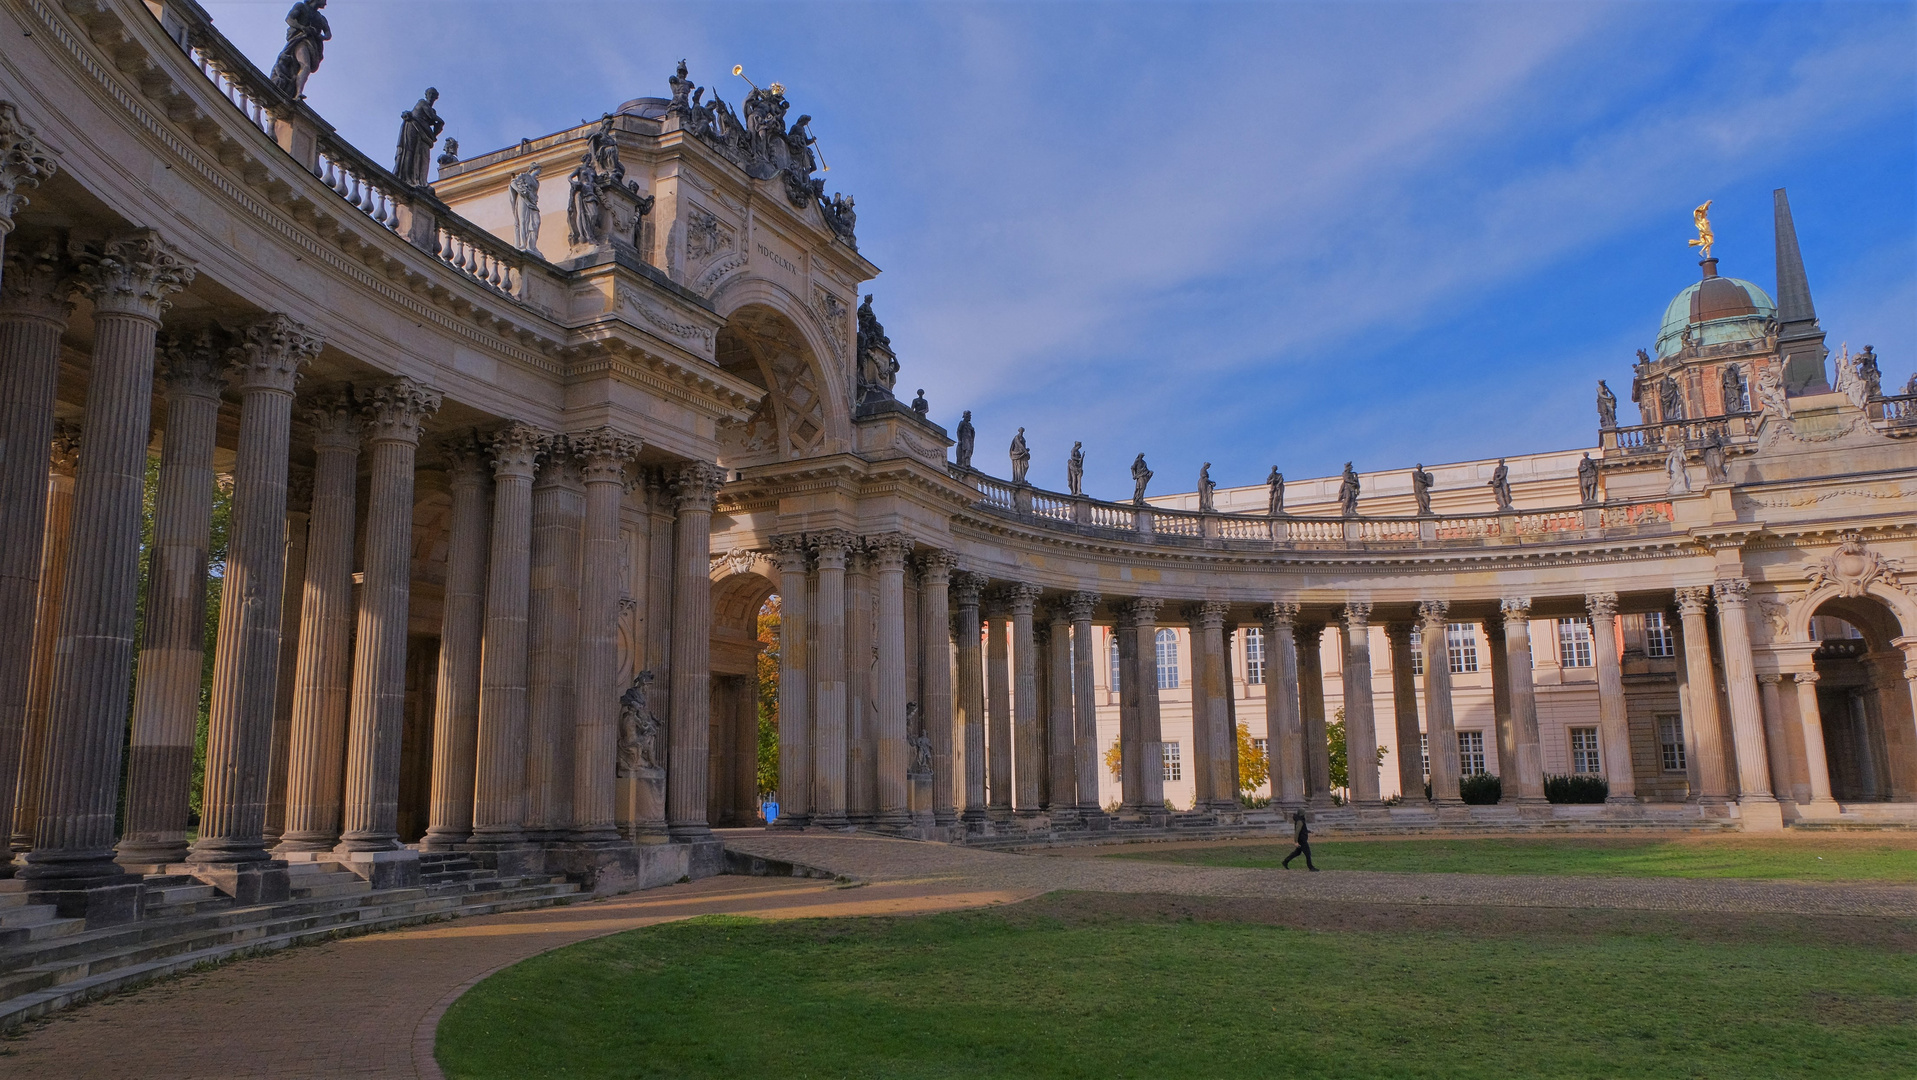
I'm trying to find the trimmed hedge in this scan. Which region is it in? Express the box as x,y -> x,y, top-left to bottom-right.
1459,773 -> 1502,805
1544,773 -> 1610,804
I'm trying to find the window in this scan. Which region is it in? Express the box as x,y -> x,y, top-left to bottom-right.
1109,636 -> 1121,689
1156,629 -> 1179,689
1245,627 -> 1265,684
1570,727 -> 1602,774
1419,732 -> 1430,779
1643,611 -> 1675,658
1658,715 -> 1686,772
1458,730 -> 1487,776
1162,742 -> 1181,782
1408,626 -> 1424,677
1253,737 -> 1268,760
1557,618 -> 1594,668
1446,623 -> 1479,673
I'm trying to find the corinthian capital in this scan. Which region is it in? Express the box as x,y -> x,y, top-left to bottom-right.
232,313 -> 323,393
1068,591 -> 1100,622
300,386 -> 361,450
74,228 -> 196,319
48,420 -> 80,476
489,420 -> 547,479
437,429 -> 491,481
570,426 -> 641,483
1711,578 -> 1751,606
917,549 -> 959,584
0,102 -> 59,234
1,233 -> 76,322
1342,600 -> 1372,629
1674,586 -> 1713,617
950,570 -> 987,606
1584,592 -> 1619,619
1499,597 -> 1532,624
159,328 -> 228,399
669,461 -> 727,511
772,533 -> 811,573
1417,599 -> 1449,631
360,376 -> 442,443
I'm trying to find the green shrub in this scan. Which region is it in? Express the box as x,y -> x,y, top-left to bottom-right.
1545,773 -> 1609,804
1459,773 -> 1502,805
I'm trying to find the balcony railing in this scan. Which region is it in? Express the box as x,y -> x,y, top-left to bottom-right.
1604,413 -> 1757,453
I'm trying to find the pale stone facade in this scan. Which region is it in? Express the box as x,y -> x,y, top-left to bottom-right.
0,0 -> 1914,943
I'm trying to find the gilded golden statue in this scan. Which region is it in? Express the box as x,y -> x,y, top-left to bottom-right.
1688,199 -> 1714,259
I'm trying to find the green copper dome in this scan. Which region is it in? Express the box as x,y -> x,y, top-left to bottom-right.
1656,265 -> 1775,358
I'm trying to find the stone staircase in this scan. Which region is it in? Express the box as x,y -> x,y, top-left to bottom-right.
0,854 -> 580,1031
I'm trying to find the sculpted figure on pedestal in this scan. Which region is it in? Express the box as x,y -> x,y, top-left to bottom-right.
566,154 -> 602,246
909,702 -> 932,775
1659,375 -> 1684,422
1665,438 -> 1691,496
954,411 -> 975,469
437,139 -> 460,171
910,389 -> 928,421
1411,464 -> 1434,515
1578,453 -> 1599,505
1488,458 -> 1513,511
616,670 -> 661,775
1009,428 -> 1031,485
1596,380 -> 1617,428
270,0 -> 330,99
1337,462 -> 1360,517
589,116 -> 625,183
394,88 -> 444,187
1196,463 -> 1215,512
1266,468 -> 1285,516
1131,454 -> 1153,506
508,164 -> 542,254
1701,427 -> 1728,486
1066,442 -> 1084,496
667,60 -> 695,118
1756,365 -> 1791,420
1857,346 -> 1881,402
1720,364 -> 1744,414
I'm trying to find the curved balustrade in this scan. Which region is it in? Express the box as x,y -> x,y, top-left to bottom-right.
1604,414 -> 1757,453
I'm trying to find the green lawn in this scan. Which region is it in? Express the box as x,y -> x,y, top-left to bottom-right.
1104,836 -> 1917,882
437,895 -> 1917,1079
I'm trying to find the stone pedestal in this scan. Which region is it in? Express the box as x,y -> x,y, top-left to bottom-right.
28,873 -> 145,926
909,772 -> 932,824
617,768 -> 667,843
184,860 -> 291,905
336,849 -> 421,889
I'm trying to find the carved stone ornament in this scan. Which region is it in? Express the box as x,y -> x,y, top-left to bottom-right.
616,670 -> 662,775
489,420 -> 547,478
0,101 -> 59,233
360,376 -> 443,441
686,207 -> 735,263
571,426 -> 640,482
47,420 -> 80,475
301,385 -> 361,448
669,461 -> 727,510
233,313 -> 324,393
159,328 -> 229,399
1806,533 -> 1908,598
1,233 -> 77,321
617,285 -> 714,350
73,229 -> 196,319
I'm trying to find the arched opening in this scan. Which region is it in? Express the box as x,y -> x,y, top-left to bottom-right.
1808,596 -> 1912,803
710,570 -> 778,825
713,303 -> 834,466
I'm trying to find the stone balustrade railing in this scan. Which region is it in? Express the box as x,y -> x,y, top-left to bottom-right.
1876,394 -> 1917,424
167,4 -> 536,303
1602,413 -> 1758,453
948,465 -> 1680,551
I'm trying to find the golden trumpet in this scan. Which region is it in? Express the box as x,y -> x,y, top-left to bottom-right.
732,64 -> 758,91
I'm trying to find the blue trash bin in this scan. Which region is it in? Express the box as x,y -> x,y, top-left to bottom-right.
762,798 -> 779,825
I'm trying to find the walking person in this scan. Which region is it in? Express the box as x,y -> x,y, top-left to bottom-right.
1281,807 -> 1318,871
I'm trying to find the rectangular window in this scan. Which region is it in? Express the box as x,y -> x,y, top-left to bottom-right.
1643,612 -> 1675,658
1409,626 -> 1424,677
1570,727 -> 1602,774
1163,742 -> 1181,782
1253,737 -> 1268,757
1419,732 -> 1430,779
1457,730 -> 1486,776
1446,623 -> 1479,673
1557,618 -> 1594,668
1109,636 -> 1121,689
1156,630 -> 1179,690
1245,628 -> 1265,685
1658,715 -> 1686,772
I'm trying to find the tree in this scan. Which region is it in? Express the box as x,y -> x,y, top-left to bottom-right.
755,596 -> 781,798
1104,738 -> 1123,779
1236,722 -> 1268,794
1325,707 -> 1385,793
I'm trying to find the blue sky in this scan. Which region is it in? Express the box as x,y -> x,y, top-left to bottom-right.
205,1 -> 1915,498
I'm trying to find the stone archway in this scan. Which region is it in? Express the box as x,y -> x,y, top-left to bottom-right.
713,302 -> 842,467
1805,594 -> 1915,802
710,567 -> 778,825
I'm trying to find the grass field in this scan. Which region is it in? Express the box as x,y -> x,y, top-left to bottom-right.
436,892 -> 1917,1079
1101,834 -> 1917,882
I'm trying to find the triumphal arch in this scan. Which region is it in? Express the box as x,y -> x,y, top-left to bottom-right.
0,0 -> 1914,1024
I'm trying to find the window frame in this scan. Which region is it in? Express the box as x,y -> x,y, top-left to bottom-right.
1457,730 -> 1487,776
1569,726 -> 1602,774
1557,617 -> 1594,669
1657,715 -> 1686,773
1446,622 -> 1480,674
1643,611 -> 1675,658
1162,741 -> 1181,782
1245,627 -> 1265,685
1155,628 -> 1180,690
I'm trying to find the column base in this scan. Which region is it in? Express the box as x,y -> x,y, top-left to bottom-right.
1734,796 -> 1786,832
460,842 -> 543,877
114,838 -> 189,871
180,860 -> 292,906
1794,797 -> 1843,820
418,828 -> 472,852
328,848 -> 421,889
25,873 -> 147,927
1075,807 -> 1112,831
271,832 -> 342,854
767,813 -> 810,830
667,823 -> 713,843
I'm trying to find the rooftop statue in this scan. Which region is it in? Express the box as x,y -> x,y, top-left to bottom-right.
1688,199 -> 1714,260
1756,364 -> 1791,420
667,59 -> 695,117
955,411 -> 975,469
1659,375 -> 1684,422
1665,438 -> 1691,496
1857,345 -> 1882,402
910,389 -> 929,421
1596,380 -> 1617,429
589,115 -> 625,183
1578,453 -> 1599,505
617,670 -> 661,775
1197,463 -> 1215,513
1009,428 -> 1031,485
566,154 -> 602,246
1488,458 -> 1513,511
1411,464 -> 1434,516
269,0 -> 330,99
1131,454 -> 1153,506
508,164 -> 542,255
394,88 -> 444,188
1337,462 -> 1360,517
1701,427 -> 1729,486
855,295 -> 898,404
437,138 -> 460,170
1266,468 -> 1284,517
1720,363 -> 1745,415
1066,442 -> 1084,497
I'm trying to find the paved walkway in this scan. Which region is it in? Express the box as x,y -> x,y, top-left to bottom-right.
3,831 -> 1912,1079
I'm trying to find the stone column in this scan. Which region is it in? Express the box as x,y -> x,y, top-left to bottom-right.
469,422 -> 545,850
844,546 -> 874,820
769,536 -> 812,827
1260,603 -> 1305,809
335,379 -> 440,859
0,103 -> 57,272
1712,579 -> 1777,820
117,333 -> 227,870
1793,671 -> 1838,808
1896,640 -> 1917,794
1487,617 -> 1516,791
1191,601 -> 1233,811
1586,592 -> 1636,802
10,424 -> 78,856
186,315 -> 318,888
1131,598 -> 1166,812
1297,621 -> 1331,806
0,241 -> 72,873
1385,622 -> 1422,802
1756,675 -> 1795,801
568,429 -> 637,844
1419,601 -> 1463,805
952,570 -> 986,825
919,552 -> 958,825
810,532 -> 852,829
1674,586 -> 1731,801
1067,593 -> 1102,817
422,434 -> 492,849
1340,603 -> 1381,806
1009,583 -> 1043,817
525,437 -> 583,841
1046,602 -> 1076,814
985,591 -> 1013,818
20,234 -> 192,916
666,462 -> 725,841
1498,598 -> 1548,804
872,534 -> 912,827
276,392 -> 361,851
1115,605 -> 1143,812
264,467 -> 312,846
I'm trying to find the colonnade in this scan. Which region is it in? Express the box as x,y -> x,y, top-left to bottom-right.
0,226 -> 725,922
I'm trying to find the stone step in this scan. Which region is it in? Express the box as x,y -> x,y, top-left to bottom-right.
289,873 -> 373,900
0,905 -> 85,948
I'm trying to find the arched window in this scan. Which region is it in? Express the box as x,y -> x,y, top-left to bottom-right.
1156,628 -> 1179,689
